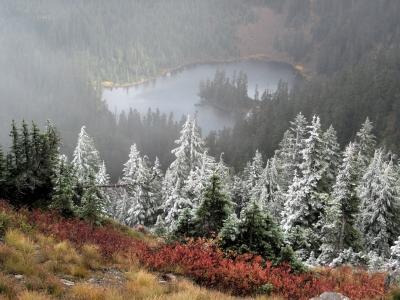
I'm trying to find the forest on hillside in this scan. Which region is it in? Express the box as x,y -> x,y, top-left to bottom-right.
1,1 -> 400,180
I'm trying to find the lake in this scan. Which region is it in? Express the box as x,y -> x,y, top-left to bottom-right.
102,60 -> 297,133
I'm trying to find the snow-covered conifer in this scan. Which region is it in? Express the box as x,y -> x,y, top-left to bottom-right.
355,118 -> 376,172
358,150 -> 400,256
319,143 -> 362,263
72,126 -> 102,184
126,156 -> 157,226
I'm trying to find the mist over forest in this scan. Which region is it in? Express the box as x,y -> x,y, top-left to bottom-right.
1,2 -> 400,298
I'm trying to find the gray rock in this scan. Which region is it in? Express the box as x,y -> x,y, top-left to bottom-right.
60,279 -> 75,287
14,274 -> 24,280
310,292 -> 350,300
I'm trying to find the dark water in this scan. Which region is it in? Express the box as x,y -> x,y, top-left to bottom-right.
102,60 -> 296,133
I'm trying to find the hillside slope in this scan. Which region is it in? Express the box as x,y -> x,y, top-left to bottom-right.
0,201 -> 392,300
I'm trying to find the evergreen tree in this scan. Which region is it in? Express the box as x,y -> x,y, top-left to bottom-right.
151,157 -> 164,211
218,213 -> 240,249
127,156 -> 157,226
358,150 -> 400,256
322,125 -> 340,189
51,155 -> 76,216
194,174 -> 233,237
319,143 -> 362,263
5,121 -> 60,207
72,126 -> 102,184
290,112 -> 308,171
221,200 -> 289,264
252,157 -> 282,220
244,150 -> 264,190
355,118 -> 376,172
0,147 -> 6,197
274,130 -> 296,192
160,115 -> 205,229
79,173 -> 104,222
230,175 -> 248,216
117,144 -> 141,223
164,179 -> 194,230
183,151 -> 215,207
282,116 -> 328,257
96,161 -> 110,185
174,207 -> 196,238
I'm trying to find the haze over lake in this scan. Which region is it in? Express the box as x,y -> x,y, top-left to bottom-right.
103,60 -> 296,133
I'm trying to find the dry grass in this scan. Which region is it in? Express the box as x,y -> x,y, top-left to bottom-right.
0,207 -> 284,300
125,269 -> 168,299
2,230 -> 37,275
17,291 -> 53,300
81,245 -> 102,270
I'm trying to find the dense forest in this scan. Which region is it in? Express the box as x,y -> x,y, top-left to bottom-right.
2,114 -> 400,271
2,0 -> 400,179
0,0 -> 254,179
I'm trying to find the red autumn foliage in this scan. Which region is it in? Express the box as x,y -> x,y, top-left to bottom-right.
0,202 -> 387,299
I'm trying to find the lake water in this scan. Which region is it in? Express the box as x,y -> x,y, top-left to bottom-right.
102,60 -> 296,133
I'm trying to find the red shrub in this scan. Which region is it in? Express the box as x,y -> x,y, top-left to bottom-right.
0,203 -> 385,299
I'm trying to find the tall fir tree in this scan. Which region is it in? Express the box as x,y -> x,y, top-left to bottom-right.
72,126 -> 102,184
322,125 -> 340,190
282,116 -> 328,258
78,172 -> 104,222
355,118 -> 376,173
220,200 -> 289,264
194,174 -> 233,237
160,115 -> 205,229
127,156 -> 158,226
358,150 -> 400,256
117,144 -> 141,223
51,155 -> 76,216
319,143 -> 362,264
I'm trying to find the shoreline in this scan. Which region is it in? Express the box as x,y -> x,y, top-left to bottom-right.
100,54 -> 310,90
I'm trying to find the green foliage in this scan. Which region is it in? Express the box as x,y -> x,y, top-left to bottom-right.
78,174 -> 104,223
1,121 -> 60,208
51,157 -> 77,217
174,208 -> 196,238
193,175 -> 233,237
257,283 -> 274,296
219,201 -> 300,267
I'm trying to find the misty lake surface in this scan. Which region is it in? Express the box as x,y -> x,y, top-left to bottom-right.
102,60 -> 296,133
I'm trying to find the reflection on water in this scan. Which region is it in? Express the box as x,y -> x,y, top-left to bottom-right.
102,60 -> 296,133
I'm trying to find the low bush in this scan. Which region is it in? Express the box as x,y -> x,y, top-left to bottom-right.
0,201 -> 388,299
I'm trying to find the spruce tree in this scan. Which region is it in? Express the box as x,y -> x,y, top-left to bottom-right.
322,125 -> 340,190
51,155 -> 76,216
221,200 -> 287,264
160,115 -> 205,229
117,144 -> 141,223
0,147 -> 6,197
319,143 -> 362,263
274,130 -> 296,191
79,173 -> 104,222
127,156 -> 157,226
230,175 -> 248,216
194,174 -> 233,237
355,118 -> 376,172
290,112 -> 308,171
282,116 -> 328,257
174,208 -> 196,238
151,157 -> 164,212
358,151 -> 400,256
72,126 -> 102,184
218,213 -> 240,249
